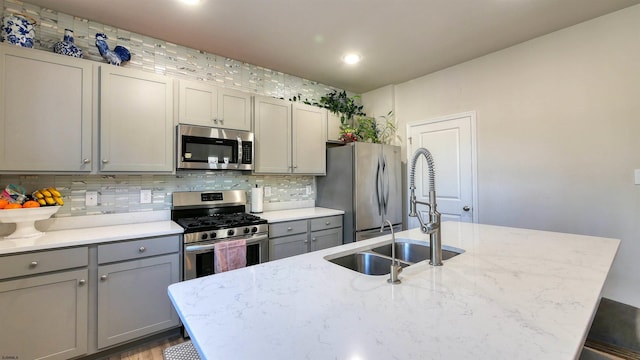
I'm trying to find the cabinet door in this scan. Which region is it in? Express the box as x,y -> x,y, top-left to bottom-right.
254,96 -> 291,174
0,44 -> 92,172
97,254 -> 180,349
292,103 -> 327,174
218,88 -> 251,131
0,269 -> 88,360
99,66 -> 174,172
310,228 -> 343,252
269,234 -> 308,261
327,111 -> 342,142
178,79 -> 218,127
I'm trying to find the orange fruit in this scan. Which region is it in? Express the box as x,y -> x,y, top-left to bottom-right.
22,200 -> 40,208
4,203 -> 22,209
0,199 -> 8,209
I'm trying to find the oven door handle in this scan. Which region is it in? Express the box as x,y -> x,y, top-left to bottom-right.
185,243 -> 217,253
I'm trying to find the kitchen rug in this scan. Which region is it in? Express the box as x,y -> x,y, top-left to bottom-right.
162,340 -> 201,360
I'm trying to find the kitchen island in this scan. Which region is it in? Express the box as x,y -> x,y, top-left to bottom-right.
167,222 -> 619,359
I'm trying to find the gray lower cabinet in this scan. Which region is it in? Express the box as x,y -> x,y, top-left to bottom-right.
269,215 -> 343,261
96,235 -> 181,349
0,248 -> 89,360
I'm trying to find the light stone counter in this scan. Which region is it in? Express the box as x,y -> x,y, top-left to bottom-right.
258,207 -> 344,223
0,219 -> 183,255
168,221 -> 619,360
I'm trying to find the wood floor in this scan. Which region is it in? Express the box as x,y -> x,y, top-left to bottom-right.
100,334 -> 185,360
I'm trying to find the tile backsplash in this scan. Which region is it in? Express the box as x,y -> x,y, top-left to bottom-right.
0,0 -> 339,102
0,173 -> 315,217
0,0 -> 339,217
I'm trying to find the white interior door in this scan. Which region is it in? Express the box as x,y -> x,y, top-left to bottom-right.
407,112 -> 478,228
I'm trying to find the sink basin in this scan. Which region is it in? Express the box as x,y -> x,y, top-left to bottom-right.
328,252 -> 410,275
370,240 -> 461,262
326,239 -> 464,275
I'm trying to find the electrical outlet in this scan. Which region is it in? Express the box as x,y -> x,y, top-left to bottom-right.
140,189 -> 152,204
86,191 -> 98,207
635,169 -> 640,185
264,186 -> 272,197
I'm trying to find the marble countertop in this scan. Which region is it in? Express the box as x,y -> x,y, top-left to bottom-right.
168,221 -> 620,360
0,220 -> 183,255
258,207 -> 344,223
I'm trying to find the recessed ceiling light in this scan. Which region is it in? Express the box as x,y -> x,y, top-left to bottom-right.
180,0 -> 201,5
343,54 -> 361,65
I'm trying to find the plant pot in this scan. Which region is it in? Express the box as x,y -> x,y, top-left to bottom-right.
1,14 -> 36,48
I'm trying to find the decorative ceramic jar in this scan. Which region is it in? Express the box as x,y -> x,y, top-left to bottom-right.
1,14 -> 36,48
53,29 -> 83,58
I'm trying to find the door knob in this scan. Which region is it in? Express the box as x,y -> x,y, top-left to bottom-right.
463,206 -> 470,212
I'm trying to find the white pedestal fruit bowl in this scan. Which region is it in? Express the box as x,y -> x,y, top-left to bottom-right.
0,206 -> 60,239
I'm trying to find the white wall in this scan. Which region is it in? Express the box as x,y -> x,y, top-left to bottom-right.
375,5 -> 640,307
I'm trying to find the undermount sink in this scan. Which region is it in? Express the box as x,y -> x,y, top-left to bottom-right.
326,239 -> 463,275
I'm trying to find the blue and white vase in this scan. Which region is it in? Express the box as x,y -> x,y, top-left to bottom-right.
1,14 -> 36,48
53,29 -> 83,58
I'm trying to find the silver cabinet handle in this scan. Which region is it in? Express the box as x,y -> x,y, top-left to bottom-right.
102,159 -> 109,163
30,261 -> 38,267
325,221 -> 330,225
304,239 -> 308,243
78,279 -> 86,286
219,119 -> 224,124
312,237 -> 316,241
287,227 -> 292,231
139,246 -> 146,253
463,206 -> 470,212
82,158 -> 90,164
100,275 -> 108,281
213,119 -> 218,124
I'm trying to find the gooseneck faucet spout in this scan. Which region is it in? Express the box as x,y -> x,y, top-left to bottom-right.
409,148 -> 443,266
381,219 -> 401,284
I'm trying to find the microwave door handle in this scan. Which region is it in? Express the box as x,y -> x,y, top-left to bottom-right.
237,137 -> 243,168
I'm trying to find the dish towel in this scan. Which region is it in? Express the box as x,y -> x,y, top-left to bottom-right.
213,239 -> 247,273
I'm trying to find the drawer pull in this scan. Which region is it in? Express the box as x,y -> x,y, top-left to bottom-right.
30,261 -> 38,267
312,237 -> 316,241
139,246 -> 146,253
325,221 -> 330,225
78,279 -> 86,286
100,275 -> 108,281
287,227 -> 292,231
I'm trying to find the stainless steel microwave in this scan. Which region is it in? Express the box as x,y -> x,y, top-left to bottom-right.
177,124 -> 254,170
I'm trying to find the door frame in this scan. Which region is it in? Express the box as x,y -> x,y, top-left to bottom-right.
406,111 -> 479,223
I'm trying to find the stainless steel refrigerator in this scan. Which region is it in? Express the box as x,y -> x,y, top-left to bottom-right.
317,142 -> 402,243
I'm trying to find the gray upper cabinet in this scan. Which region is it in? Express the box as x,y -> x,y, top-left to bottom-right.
178,79 -> 251,131
99,65 -> 174,172
254,96 -> 327,175
0,43 -> 92,172
292,102 -> 327,174
327,111 -> 342,142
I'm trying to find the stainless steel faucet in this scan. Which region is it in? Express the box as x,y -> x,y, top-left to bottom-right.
381,219 -> 401,284
408,148 -> 443,266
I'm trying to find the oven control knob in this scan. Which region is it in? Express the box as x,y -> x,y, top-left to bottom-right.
227,229 -> 235,236
251,227 -> 258,233
201,233 -> 208,240
243,227 -> 250,234
210,232 -> 217,239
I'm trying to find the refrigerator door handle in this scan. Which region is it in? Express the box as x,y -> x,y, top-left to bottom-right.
383,155 -> 390,215
376,156 -> 383,216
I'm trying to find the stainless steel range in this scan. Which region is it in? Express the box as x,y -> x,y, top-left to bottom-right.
172,190 -> 268,280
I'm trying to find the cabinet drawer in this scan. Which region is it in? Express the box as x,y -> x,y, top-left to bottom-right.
269,220 -> 307,237
98,235 -> 180,264
310,215 -> 342,231
0,247 -> 88,280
